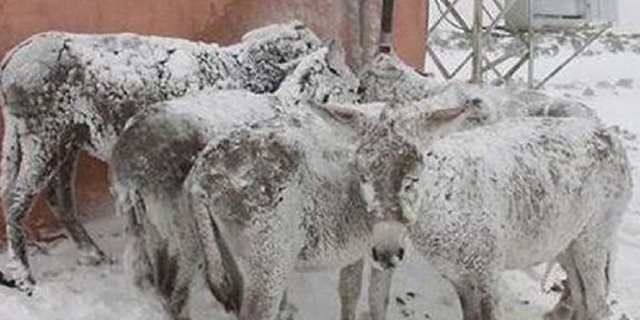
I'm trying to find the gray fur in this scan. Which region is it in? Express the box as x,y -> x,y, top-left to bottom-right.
169,54 -> 605,320
0,21 -> 321,291
184,105 -> 374,320
111,45 -> 359,320
358,53 -> 600,124
355,116 -> 633,320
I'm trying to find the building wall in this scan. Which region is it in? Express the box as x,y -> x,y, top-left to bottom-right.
0,0 -> 427,242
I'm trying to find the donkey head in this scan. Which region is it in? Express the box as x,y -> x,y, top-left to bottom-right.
358,53 -> 439,104
322,100 -> 475,269
277,40 -> 359,106
234,21 -> 322,93
240,21 -> 322,64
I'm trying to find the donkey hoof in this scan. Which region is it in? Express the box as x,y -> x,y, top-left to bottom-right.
16,277 -> 36,296
1,265 -> 36,296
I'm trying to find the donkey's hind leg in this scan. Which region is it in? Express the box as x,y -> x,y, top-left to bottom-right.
544,279 -> 574,320
1,122 -> 72,292
44,151 -> 107,265
122,194 -> 196,320
565,221 -> 617,320
238,243 -> 295,320
555,249 -> 587,320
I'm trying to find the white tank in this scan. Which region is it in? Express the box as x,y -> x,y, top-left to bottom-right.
504,0 -> 618,31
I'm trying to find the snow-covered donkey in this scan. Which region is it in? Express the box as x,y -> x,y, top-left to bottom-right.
110,43 -> 359,320
0,21 -> 320,291
349,110 -> 632,320
174,70 -> 606,320
182,106 -> 374,320
178,90 -> 512,320
358,53 -> 597,120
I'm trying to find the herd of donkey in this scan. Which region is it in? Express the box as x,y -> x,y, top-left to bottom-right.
0,4 -> 633,320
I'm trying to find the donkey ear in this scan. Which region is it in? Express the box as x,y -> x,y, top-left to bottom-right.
325,40 -> 345,65
276,56 -> 304,74
426,105 -> 468,122
314,103 -> 374,132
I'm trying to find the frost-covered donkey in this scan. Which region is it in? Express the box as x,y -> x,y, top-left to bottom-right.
178,81 -> 603,320
357,52 -> 598,122
183,107 -> 374,320
179,93 -> 497,320
111,44 -> 359,320
357,53 -> 439,104
351,113 -> 632,320
0,21 -> 320,290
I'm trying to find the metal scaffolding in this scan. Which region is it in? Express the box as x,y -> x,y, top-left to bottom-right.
427,0 -> 615,88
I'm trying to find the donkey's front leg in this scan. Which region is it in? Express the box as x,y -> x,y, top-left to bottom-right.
451,274 -> 499,320
339,258 -> 365,320
44,151 -> 107,265
369,266 -> 394,320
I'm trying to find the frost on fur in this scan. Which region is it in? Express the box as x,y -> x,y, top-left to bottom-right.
0,21 -> 321,291
110,43 -> 359,320
358,53 -> 439,105
354,115 -> 632,320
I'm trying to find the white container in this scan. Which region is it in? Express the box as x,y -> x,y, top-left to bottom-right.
504,0 -> 618,31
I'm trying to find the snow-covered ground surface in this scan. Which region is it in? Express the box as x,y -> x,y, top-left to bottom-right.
1,35 -> 640,320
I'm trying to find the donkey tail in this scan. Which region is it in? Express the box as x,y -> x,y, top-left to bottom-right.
185,186 -> 243,314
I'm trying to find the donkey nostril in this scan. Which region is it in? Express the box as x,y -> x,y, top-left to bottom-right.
398,248 -> 405,260
372,248 -> 380,262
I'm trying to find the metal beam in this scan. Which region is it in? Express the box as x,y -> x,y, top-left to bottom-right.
426,46 -> 453,79
502,52 -> 530,81
428,0 -> 463,34
535,25 -> 610,89
451,53 -> 474,78
471,0 -> 484,83
439,0 -> 471,32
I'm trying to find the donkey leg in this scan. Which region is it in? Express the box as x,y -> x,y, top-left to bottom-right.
239,241 -> 295,320
544,278 -> 574,320
478,277 -> 499,320
1,126 -> 67,292
568,227 -> 616,320
451,276 -> 483,320
44,151 -> 107,265
339,259 -> 364,320
133,192 -> 197,320
368,266 -> 394,320
555,251 -> 586,320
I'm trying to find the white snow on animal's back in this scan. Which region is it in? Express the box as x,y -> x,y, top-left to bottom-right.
410,117 -> 632,269
1,31 -> 240,160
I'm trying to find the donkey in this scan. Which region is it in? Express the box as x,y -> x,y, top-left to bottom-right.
183,106 -> 379,320
349,111 -> 632,320
0,21 -> 320,291
110,43 -> 359,320
176,72 -> 606,320
179,91 -> 505,320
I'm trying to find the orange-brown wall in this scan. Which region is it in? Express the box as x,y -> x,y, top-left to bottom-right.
0,0 -> 427,242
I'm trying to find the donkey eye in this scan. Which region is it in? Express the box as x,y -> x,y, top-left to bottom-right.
404,182 -> 415,192
327,65 -> 340,75
403,177 -> 419,192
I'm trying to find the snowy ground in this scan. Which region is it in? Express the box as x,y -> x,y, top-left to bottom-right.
1,37 -> 640,320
